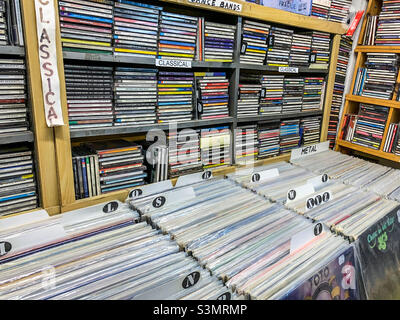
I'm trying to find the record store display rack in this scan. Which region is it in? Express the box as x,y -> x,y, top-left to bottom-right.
337,0 -> 400,163
4,0 -> 348,216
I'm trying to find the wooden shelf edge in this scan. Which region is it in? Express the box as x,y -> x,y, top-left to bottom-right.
346,94 -> 400,108
337,139 -> 400,162
159,0 -> 347,34
355,46 -> 400,53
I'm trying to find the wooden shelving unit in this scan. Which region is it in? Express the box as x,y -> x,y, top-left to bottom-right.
18,0 -> 346,214
336,0 -> 400,163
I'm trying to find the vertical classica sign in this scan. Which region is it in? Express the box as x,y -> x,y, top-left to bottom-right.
34,0 -> 64,127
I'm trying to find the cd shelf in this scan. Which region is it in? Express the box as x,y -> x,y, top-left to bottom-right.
16,0 -> 345,214
336,0 -> 400,163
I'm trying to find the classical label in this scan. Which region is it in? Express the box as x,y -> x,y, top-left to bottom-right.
156,59 -> 192,68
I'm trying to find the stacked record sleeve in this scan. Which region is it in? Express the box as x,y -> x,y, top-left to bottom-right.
376,0 -> 400,45
65,64 -> 114,129
290,33 -> 312,66
300,117 -> 321,146
0,146 -> 37,216
302,77 -> 324,111
359,53 -> 399,100
168,129 -> 202,178
237,72 -> 261,117
257,122 -> 280,158
0,0 -> 24,46
279,119 -> 301,153
71,145 -> 100,200
328,0 -> 351,23
0,58 -> 27,135
351,104 -> 389,150
158,11 -> 197,61
113,67 -> 157,126
362,15 -> 378,46
328,36 -> 352,148
157,71 -> 194,123
240,19 -> 270,65
200,126 -> 231,169
58,0 -> 113,54
283,77 -> 304,114
311,0 -> 330,19
235,124 -> 258,164
383,122 -> 400,153
86,140 -> 146,194
309,31 -> 331,68
203,21 -> 236,62
259,75 -> 284,115
113,0 -> 162,58
195,72 -> 229,120
266,26 -> 293,67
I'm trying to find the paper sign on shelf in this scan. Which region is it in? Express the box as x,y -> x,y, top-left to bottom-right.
290,141 -> 330,161
305,191 -> 333,212
0,209 -> 50,231
290,222 -> 326,254
156,59 -> 192,68
248,168 -> 279,184
286,183 -> 315,204
175,170 -> 213,188
187,0 -> 242,12
128,180 -> 173,199
34,0 -> 64,127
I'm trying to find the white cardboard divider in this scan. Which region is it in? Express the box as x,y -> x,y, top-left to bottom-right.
307,174 -> 329,189
286,184 -> 315,204
290,222 -> 326,254
0,209 -> 50,231
304,191 -> 333,212
290,141 -> 330,161
175,170 -> 213,188
248,168 -> 279,184
128,180 -> 174,199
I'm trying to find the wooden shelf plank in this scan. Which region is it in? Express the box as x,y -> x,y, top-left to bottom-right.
346,94 -> 400,108
337,139 -> 400,162
159,0 -> 347,34
355,46 -> 400,53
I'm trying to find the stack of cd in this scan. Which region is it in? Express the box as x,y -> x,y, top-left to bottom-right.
279,119 -> 300,154
300,117 -> 321,146
362,15 -> 378,46
204,21 -> 236,62
58,0 -> 113,54
0,0 -> 24,46
328,0 -> 351,23
351,104 -> 389,150
65,64 -> 114,130
240,19 -> 270,65
357,53 -> 399,100
309,31 -> 331,68
168,129 -> 202,178
376,0 -> 400,45
289,33 -> 312,66
235,124 -> 258,164
200,126 -> 231,169
195,72 -> 230,120
328,36 -> 352,148
113,1 -> 162,58
257,122 -> 280,159
158,11 -> 197,61
157,71 -> 194,123
283,77 -> 304,114
384,122 -> 400,153
311,0 -> 330,19
302,77 -> 324,111
266,26 -> 293,67
113,67 -> 157,126
0,58 -> 27,135
237,73 -> 261,117
86,140 -> 146,194
72,145 -> 101,200
0,146 -> 37,216
259,75 -> 284,115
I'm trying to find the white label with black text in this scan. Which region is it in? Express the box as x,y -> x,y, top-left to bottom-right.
278,67 -> 298,73
156,59 -> 192,68
187,0 -> 242,12
305,191 -> 333,212
290,141 -> 330,161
